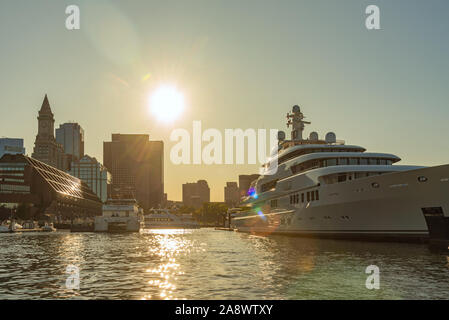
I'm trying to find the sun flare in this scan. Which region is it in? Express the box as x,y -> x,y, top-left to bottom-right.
149,85 -> 185,123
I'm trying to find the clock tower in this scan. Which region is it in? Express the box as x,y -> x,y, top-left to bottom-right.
32,95 -> 65,169
37,95 -> 55,138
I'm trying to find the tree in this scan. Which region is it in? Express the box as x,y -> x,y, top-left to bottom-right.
198,202 -> 228,224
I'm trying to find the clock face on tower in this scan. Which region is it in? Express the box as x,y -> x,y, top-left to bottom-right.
39,121 -> 50,136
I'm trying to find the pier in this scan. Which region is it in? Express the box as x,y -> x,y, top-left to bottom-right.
214,227 -> 235,232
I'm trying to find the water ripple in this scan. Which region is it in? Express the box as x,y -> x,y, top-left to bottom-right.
0,229 -> 447,299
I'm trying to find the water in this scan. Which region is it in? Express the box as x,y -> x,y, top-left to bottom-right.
0,228 -> 447,299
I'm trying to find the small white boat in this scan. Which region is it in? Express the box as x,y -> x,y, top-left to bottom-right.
0,225 -> 10,233
95,198 -> 143,233
13,223 -> 23,230
144,209 -> 200,229
42,223 -> 56,232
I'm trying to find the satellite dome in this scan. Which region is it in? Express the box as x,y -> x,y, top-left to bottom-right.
292,105 -> 300,113
309,132 -> 318,141
325,132 -> 336,144
277,131 -> 286,141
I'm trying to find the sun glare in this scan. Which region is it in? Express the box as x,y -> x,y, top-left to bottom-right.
149,85 -> 185,123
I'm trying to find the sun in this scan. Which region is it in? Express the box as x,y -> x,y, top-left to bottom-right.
149,85 -> 185,123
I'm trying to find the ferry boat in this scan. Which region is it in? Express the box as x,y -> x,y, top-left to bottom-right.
231,105 -> 449,241
144,209 -> 200,229
95,199 -> 143,233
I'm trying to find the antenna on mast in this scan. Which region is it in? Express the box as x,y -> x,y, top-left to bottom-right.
286,105 -> 310,141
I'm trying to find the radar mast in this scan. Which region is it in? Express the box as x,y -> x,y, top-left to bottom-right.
287,105 -> 310,141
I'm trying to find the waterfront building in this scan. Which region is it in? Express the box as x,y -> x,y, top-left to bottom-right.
224,182 -> 240,207
0,154 -> 102,220
69,155 -> 111,203
103,134 -> 164,211
0,138 -> 25,158
31,95 -> 65,170
238,174 -> 260,198
56,123 -> 85,169
182,180 -> 210,208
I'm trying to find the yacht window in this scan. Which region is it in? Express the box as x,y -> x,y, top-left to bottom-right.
311,191 -> 315,201
315,190 -> 319,200
369,158 -> 377,165
339,158 -> 348,165
349,158 -> 358,165
327,159 -> 337,166
379,159 -> 387,165
386,160 -> 392,165
307,192 -> 310,202
338,174 -> 347,183
261,179 -> 278,192
301,193 -> 304,203
360,158 -> 368,165
271,199 -> 278,208
289,195 -> 293,204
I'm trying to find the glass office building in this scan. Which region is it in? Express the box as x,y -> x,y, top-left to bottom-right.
0,138 -> 25,159
0,153 -> 102,220
69,155 -> 111,203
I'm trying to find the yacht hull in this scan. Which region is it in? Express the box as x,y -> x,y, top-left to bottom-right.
232,165 -> 449,242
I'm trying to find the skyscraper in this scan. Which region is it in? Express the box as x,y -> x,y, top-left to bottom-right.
103,134 -> 164,211
56,123 -> 84,164
182,180 -> 210,208
224,182 -> 239,207
0,138 -> 25,159
32,95 -> 64,169
69,155 -> 111,203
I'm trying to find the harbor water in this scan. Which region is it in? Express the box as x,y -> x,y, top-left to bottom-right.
0,228 -> 447,299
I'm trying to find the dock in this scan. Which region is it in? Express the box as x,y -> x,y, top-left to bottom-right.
9,228 -> 48,233
214,227 -> 235,231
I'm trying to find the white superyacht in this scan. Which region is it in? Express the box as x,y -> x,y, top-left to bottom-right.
232,105 -> 449,241
144,209 -> 199,229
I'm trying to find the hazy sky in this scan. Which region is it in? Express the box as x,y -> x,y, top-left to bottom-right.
1,0 -> 449,201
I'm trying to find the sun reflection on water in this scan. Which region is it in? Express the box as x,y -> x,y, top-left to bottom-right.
141,230 -> 196,300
